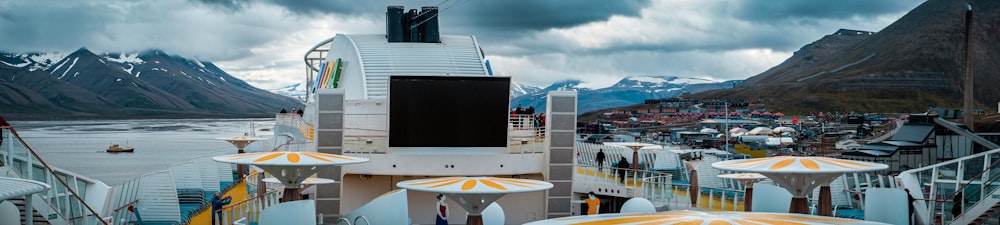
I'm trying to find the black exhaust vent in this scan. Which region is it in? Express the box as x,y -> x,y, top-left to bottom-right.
386,6 -> 441,43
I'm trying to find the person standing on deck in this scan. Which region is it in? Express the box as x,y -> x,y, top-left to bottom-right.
596,149 -> 606,173
435,194 -> 449,225
617,157 -> 630,184
211,193 -> 232,225
585,192 -> 600,215
0,114 -> 7,158
952,191 -> 964,220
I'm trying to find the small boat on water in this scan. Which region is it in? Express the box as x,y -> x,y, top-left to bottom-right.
106,144 -> 134,153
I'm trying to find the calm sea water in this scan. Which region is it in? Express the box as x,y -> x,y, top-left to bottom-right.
9,118 -> 275,186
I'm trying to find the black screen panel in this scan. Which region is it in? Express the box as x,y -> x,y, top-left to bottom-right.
389,76 -> 510,147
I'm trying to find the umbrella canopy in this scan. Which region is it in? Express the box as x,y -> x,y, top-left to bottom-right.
214,152 -> 369,194
747,127 -> 772,135
717,172 -> 767,180
213,152 -> 369,166
523,210 -> 888,225
762,112 -> 773,115
751,111 -> 761,115
718,172 -> 769,187
729,127 -> 749,134
773,127 -> 797,134
711,156 -> 888,214
774,112 -> 785,117
263,177 -> 336,185
700,128 -> 719,133
711,156 -> 887,174
214,136 -> 268,149
398,177 -> 553,223
396,177 -> 552,195
215,135 -> 269,142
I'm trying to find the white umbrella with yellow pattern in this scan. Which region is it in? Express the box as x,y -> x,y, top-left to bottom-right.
523,210 -> 888,225
214,152 -> 369,201
717,173 -> 768,212
397,177 -> 553,225
215,135 -> 269,180
712,156 -> 887,215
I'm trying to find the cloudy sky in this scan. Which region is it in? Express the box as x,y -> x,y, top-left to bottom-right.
0,0 -> 925,89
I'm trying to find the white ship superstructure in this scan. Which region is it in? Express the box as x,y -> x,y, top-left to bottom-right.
300,5 -> 578,224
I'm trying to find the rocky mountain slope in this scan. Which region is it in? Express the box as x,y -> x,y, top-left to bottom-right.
690,0 -> 1000,114
0,48 -> 301,119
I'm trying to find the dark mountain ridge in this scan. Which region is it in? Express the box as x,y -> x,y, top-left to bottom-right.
689,0 -> 1000,114
0,48 -> 301,120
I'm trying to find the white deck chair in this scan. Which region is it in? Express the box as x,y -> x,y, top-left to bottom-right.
864,188 -> 909,225
752,183 -> 792,213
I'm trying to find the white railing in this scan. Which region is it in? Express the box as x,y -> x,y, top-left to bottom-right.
897,147 -> 1000,225
635,169 -> 745,212
1,127 -> 109,225
214,189 -> 282,225
276,113 -> 314,142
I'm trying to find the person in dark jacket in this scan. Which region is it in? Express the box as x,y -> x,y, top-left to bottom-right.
0,114 -> 8,152
596,149 -> 606,172
617,157 -> 630,184
211,193 -> 232,225
952,191 -> 964,219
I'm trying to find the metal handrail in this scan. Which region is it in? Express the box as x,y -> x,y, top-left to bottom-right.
353,216 -> 371,225
110,199 -> 140,213
215,188 -> 282,225
896,146 -> 1000,224
6,127 -> 110,225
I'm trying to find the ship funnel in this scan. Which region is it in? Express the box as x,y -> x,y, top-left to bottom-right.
386,6 -> 441,43
419,6 -> 440,43
386,6 -> 404,42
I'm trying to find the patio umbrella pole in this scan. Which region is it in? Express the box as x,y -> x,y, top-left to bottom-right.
819,185 -> 832,216
283,187 -> 301,202
790,197 -> 809,214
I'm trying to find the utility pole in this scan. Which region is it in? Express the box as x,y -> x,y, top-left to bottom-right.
963,3 -> 975,131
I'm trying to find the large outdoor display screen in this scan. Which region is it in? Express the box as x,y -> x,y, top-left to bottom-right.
389,76 -> 510,147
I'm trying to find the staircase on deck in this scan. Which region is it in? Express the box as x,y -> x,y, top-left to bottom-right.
897,146 -> 1000,225
9,197 -> 51,225
1,127 -> 108,225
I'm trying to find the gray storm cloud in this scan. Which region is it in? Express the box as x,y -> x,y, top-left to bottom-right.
0,0 -> 923,88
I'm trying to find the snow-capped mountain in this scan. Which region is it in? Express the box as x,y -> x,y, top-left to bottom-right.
0,48 -> 301,119
511,76 -> 739,114
269,82 -> 307,101
510,81 -> 542,98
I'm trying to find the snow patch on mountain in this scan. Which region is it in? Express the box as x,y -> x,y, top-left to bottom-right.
269,82 -> 307,100
122,64 -> 135,74
510,81 -> 541,98
58,57 -> 79,79
628,76 -> 668,84
106,52 -> 144,64
27,52 -> 67,71
0,59 -> 29,68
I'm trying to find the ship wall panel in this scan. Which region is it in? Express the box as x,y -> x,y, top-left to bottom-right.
545,91 -> 577,218
551,97 -> 575,113
552,114 -> 575,131
317,131 -> 344,147
551,148 -> 573,164
318,113 -> 344,129
551,132 -> 574,147
315,89 -> 345,218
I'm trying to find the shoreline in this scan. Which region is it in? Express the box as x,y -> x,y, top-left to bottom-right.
1,112 -> 278,121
